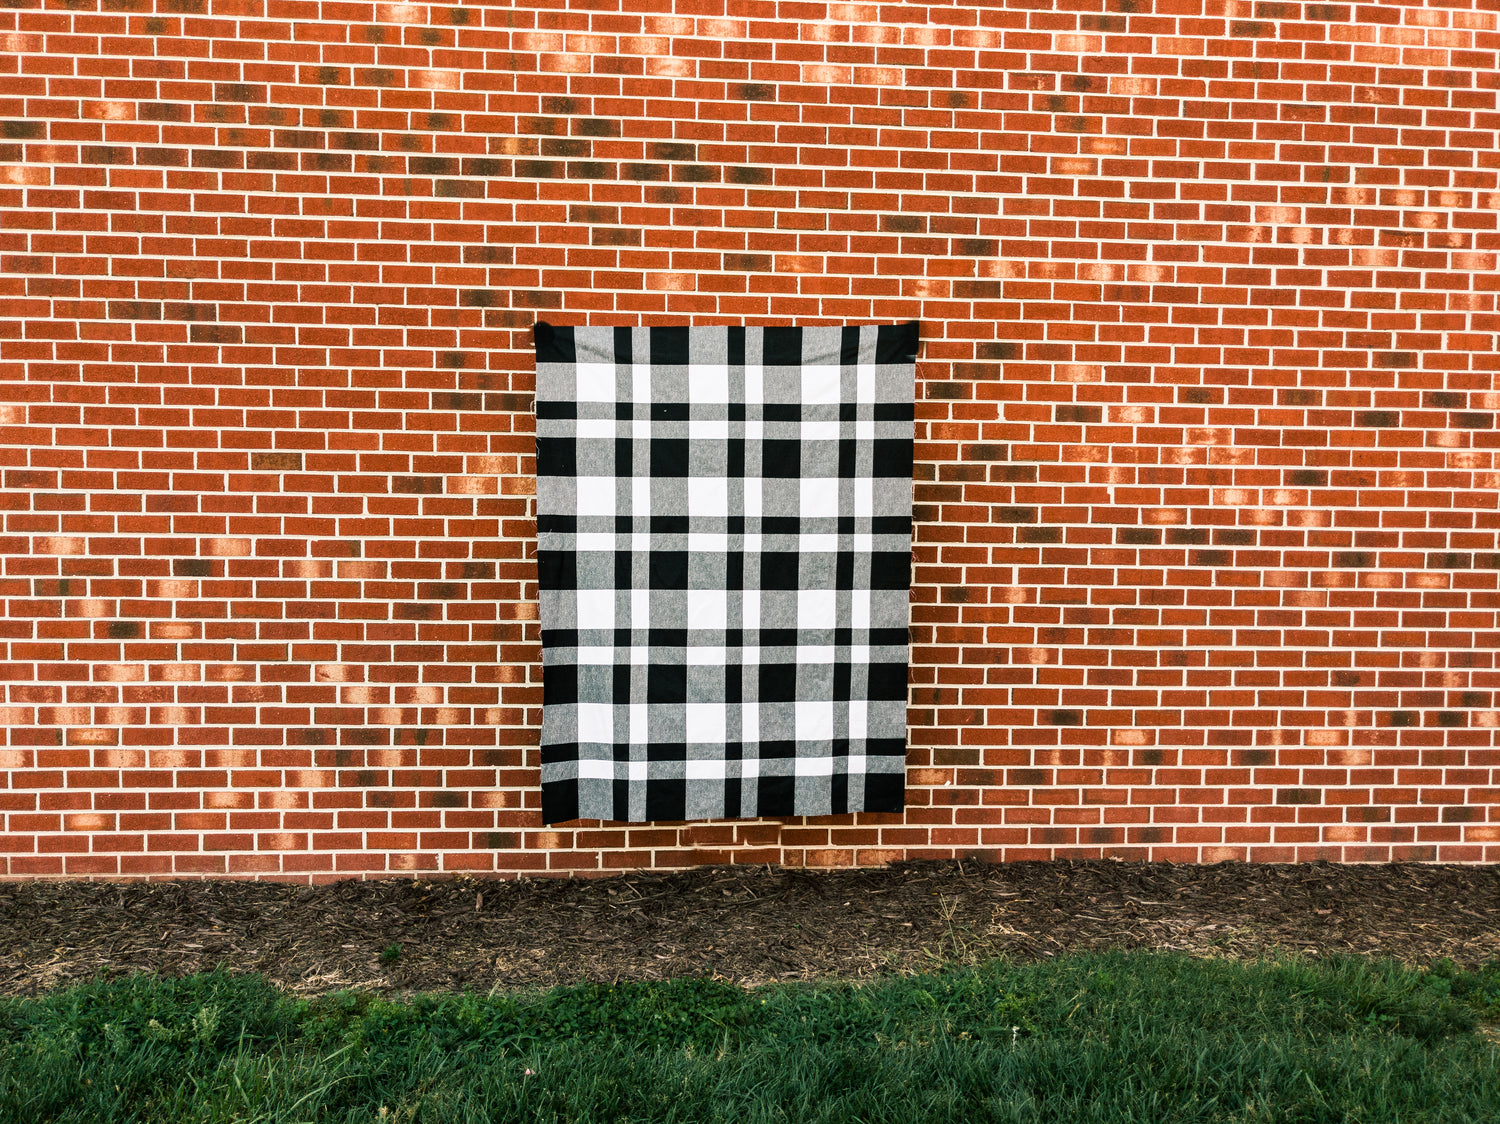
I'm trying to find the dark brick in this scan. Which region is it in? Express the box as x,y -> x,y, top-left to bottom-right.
925,382 -> 969,400
1118,528 -> 1159,544
436,179 -> 485,198
541,97 -> 581,115
485,392 -> 532,412
1230,20 -> 1270,35
542,138 -> 590,157
1048,709 -> 1082,726
251,452 -> 302,471
173,559 -> 214,577
1215,529 -> 1255,546
1335,550 -> 1374,567
1191,549 -> 1230,567
1288,469 -> 1327,486
483,831 -> 520,849
1374,351 -> 1415,369
1055,404 -> 1101,423
1437,711 -> 1465,728
735,83 -> 777,101
1019,527 -> 1062,544
726,165 -> 772,185
214,83 -> 263,103
623,162 -> 668,181
515,159 -> 564,179
952,281 -> 1004,299
722,253 -> 772,272
645,185 -> 692,205
647,141 -> 696,161
461,157 -> 503,176
1424,391 -> 1464,408
1356,410 -> 1398,427
108,301 -> 162,321
965,444 -> 1009,461
432,392 -> 483,410
107,621 -> 141,639
303,152 -> 351,172
954,239 -> 998,256
328,132 -> 378,152
460,289 -> 499,308
519,116 -> 565,135
1427,552 -> 1472,569
995,506 -> 1038,523
193,148 -> 243,168
461,246 -> 512,264
83,145 -> 132,165
674,164 -> 719,182
1388,710 -> 1417,727
570,161 -> 615,180
593,227 -> 642,246
410,156 -> 459,175
881,214 -> 926,233
359,68 -> 397,86
276,129 -> 323,149
140,102 -> 191,122
575,118 -> 620,137
439,351 -> 467,369
190,324 -> 242,343
514,290 -> 562,309
138,148 -> 189,166
1,120 -> 44,139
1455,412 -> 1492,429
248,152 -> 297,170
163,302 -> 216,322
1275,788 -> 1320,805
1305,3 -> 1350,17
976,341 -> 1021,360
6,470 -> 55,488
1166,528 -> 1209,545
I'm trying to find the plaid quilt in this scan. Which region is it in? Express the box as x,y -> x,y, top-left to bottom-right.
533,323 -> 917,824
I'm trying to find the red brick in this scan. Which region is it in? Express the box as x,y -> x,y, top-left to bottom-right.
0,3 -> 1496,881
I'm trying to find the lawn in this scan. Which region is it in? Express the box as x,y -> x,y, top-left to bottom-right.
1,952 -> 1496,1123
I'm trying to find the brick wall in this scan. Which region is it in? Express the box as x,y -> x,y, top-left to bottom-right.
1,0 -> 1497,880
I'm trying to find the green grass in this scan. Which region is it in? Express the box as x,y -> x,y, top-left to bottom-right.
0,952 -> 1497,1123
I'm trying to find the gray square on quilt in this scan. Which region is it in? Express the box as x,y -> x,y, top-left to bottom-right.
534,323 -> 917,824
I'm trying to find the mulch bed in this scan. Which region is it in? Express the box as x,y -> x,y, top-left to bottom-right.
1,861 -> 1497,998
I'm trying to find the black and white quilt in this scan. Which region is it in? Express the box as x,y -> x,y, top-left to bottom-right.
533,323 -> 917,824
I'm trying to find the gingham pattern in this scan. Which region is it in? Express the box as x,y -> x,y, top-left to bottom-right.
534,323 -> 917,824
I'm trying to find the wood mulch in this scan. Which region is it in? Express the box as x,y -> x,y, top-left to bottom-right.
0,861 -> 1496,998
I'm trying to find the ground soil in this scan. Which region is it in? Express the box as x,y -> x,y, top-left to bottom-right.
1,861 -> 1496,998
